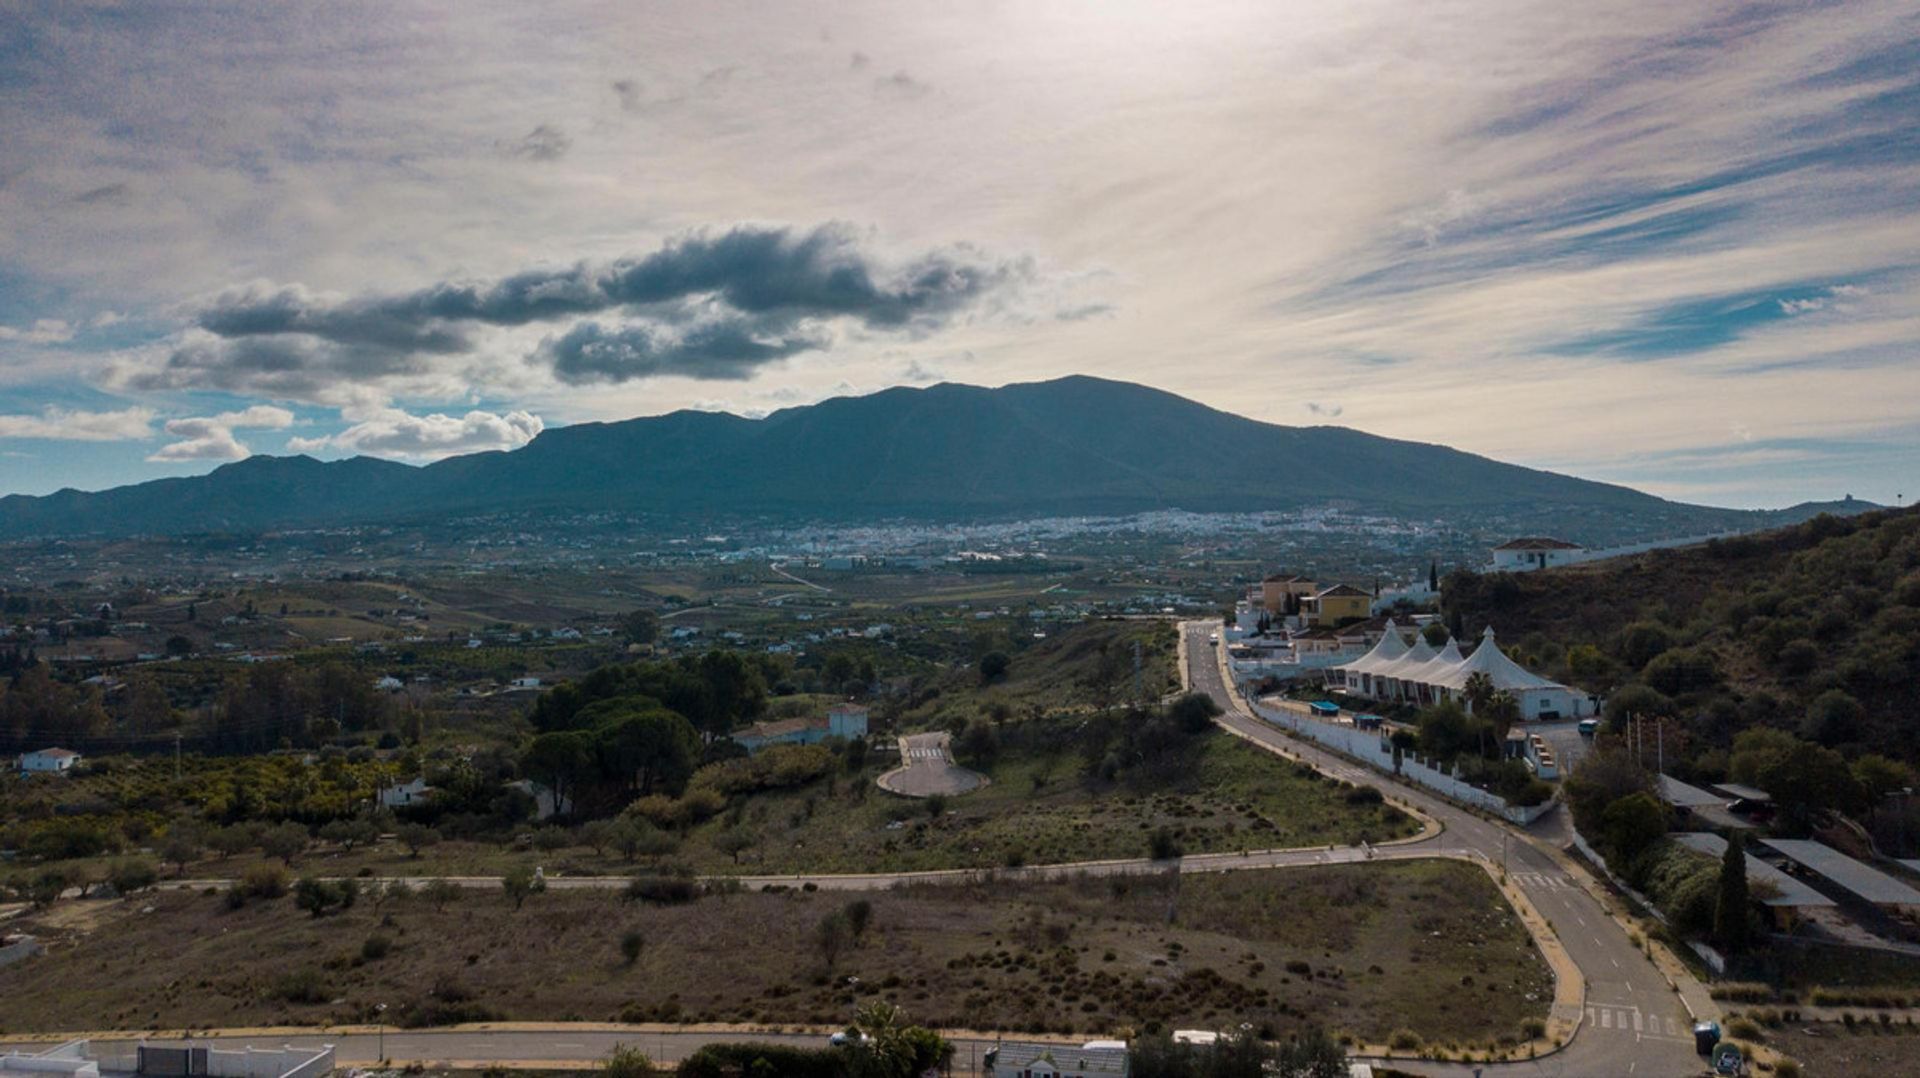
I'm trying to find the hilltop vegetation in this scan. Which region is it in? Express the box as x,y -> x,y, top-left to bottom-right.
1446,507 -> 1920,858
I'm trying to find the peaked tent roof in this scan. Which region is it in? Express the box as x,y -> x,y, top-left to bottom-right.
1372,636 -> 1440,680
1398,636 -> 1465,684
1425,627 -> 1564,692
1331,619 -> 1409,677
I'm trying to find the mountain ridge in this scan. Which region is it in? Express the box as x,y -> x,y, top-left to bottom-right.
0,376 -> 1873,540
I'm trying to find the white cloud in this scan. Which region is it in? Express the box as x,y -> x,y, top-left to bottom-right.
0,319 -> 75,345
147,405 -> 295,462
0,406 -> 154,441
288,408 -> 542,460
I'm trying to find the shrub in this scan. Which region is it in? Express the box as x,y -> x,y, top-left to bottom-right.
272,967 -> 329,1004
1345,785 -> 1384,806
620,930 -> 644,966
237,862 -> 289,899
625,874 -> 698,905
108,858 -> 158,895
362,934 -> 393,961
601,1044 -> 655,1078
1148,827 -> 1184,860
1388,1029 -> 1423,1051
294,876 -> 357,918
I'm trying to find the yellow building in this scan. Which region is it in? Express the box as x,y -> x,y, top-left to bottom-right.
1259,574 -> 1317,611
1302,583 -> 1373,627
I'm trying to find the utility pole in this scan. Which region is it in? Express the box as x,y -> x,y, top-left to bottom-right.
174,732 -> 182,781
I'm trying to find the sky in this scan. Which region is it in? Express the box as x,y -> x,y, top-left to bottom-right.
1,1 -> 1917,510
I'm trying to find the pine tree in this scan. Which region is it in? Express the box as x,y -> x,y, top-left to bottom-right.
1429,559 -> 1439,592
1714,831 -> 1752,954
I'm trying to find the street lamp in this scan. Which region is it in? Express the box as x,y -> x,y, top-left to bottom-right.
375,1003 -> 387,1063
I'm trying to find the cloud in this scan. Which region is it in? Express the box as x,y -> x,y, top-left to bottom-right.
147,405 -> 294,462
848,51 -> 870,71
505,124 -> 571,162
611,80 -> 643,112
287,407 -> 542,460
1304,401 -> 1343,418
0,319 -> 76,344
126,224 -> 1028,399
542,315 -> 828,385
72,182 -> 130,205
0,406 -> 154,441
901,359 -> 944,384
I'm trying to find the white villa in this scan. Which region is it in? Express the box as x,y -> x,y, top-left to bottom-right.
1490,537 -> 1586,572
18,748 -> 81,775
1328,621 -> 1594,720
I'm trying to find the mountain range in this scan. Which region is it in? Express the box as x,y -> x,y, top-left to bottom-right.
0,376 -> 1871,541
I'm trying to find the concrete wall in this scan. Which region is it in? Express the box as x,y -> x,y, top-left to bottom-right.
1,1042 -> 100,1078
1248,700 -> 1556,826
205,1046 -> 334,1078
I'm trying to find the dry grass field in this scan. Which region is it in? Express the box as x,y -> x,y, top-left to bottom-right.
0,861 -> 1548,1047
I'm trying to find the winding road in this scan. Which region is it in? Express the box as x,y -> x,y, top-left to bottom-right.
1183,622 -> 1707,1077
7,622 -> 1713,1076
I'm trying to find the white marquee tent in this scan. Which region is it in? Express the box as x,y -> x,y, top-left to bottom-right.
1329,625 -> 1592,720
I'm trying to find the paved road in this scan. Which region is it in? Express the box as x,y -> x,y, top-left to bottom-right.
1184,623 -> 1703,1078
3,1030 -> 1013,1072
875,732 -> 987,798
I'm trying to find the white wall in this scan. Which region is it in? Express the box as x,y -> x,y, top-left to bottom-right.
1246,700 -> 1556,826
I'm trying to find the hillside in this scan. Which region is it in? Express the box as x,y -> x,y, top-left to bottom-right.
0,375 -> 1833,540
1441,506 -> 1920,764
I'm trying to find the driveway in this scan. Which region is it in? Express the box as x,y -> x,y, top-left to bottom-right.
875,732 -> 987,798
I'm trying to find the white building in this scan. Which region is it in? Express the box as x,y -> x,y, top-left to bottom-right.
378,776 -> 433,808
985,1042 -> 1129,1078
1329,623 -> 1594,720
1490,537 -> 1585,572
508,676 -> 542,690
18,747 -> 81,775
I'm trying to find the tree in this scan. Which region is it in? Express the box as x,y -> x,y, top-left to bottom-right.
1801,689 -> 1865,747
601,1043 -> 656,1078
1853,755 -> 1915,817
1599,792 -> 1669,876
844,898 -> 873,943
320,817 -> 378,851
294,876 -> 356,918
260,821 -> 309,866
713,826 -> 757,865
620,929 -> 645,967
159,824 -> 203,876
815,910 -> 853,969
1167,692 -> 1221,733
586,703 -> 702,797
1421,621 -> 1449,647
502,865 -> 539,910
522,730 -> 596,814
621,609 -> 660,647
108,858 -> 158,895
1428,559 -> 1439,592
396,823 -> 440,858
1714,832 -> 1752,955
978,651 -> 1011,683
580,819 -> 620,856
420,877 -> 460,910
165,634 -> 193,657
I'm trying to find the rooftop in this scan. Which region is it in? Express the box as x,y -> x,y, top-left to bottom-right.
1762,838 -> 1920,908
990,1042 -> 1129,1074
1493,537 -> 1584,550
1673,834 -> 1836,908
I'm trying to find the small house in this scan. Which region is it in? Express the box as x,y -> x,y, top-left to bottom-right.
378,776 -> 432,809
18,748 -> 81,775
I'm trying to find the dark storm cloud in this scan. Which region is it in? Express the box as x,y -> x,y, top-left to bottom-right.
543,316 -> 829,385
156,224 -> 1028,397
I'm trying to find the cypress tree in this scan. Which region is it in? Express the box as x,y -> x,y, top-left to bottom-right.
1715,831 -> 1752,954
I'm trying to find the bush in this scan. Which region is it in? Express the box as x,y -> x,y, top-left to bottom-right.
601,1045 -> 655,1078
625,874 -> 698,905
677,1044 -> 843,1078
272,967 -> 330,1004
108,858 -> 158,895
1388,1029 -> 1423,1051
237,862 -> 289,899
294,876 -> 358,918
1148,827 -> 1184,860
1345,785 -> 1384,806
362,934 -> 393,961
620,930 -> 644,966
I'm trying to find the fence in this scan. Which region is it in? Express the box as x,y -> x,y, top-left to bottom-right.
1247,699 -> 1557,826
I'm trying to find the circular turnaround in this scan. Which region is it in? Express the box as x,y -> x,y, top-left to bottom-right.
875,731 -> 988,797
